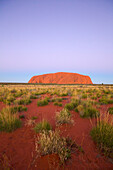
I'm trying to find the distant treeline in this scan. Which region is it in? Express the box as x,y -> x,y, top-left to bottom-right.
0,83 -> 113,86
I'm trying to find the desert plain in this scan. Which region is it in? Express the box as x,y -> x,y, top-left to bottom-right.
0,83 -> 113,169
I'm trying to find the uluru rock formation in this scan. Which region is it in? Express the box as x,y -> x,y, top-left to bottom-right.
28,72 -> 93,84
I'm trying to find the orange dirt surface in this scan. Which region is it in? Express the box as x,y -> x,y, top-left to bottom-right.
0,96 -> 113,170
28,72 -> 93,84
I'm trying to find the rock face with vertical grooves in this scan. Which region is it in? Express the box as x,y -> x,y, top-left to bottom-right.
28,72 -> 93,84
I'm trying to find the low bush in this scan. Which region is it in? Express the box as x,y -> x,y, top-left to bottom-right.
83,107 -> 99,118
99,98 -> 108,105
19,115 -> 25,119
0,107 -> 21,132
71,99 -> 80,108
65,99 -> 80,111
31,116 -> 38,120
34,120 -> 52,133
99,97 -> 113,105
51,97 -> 62,102
108,107 -> 113,114
13,91 -> 23,97
9,106 -> 27,113
37,98 -> 48,106
65,103 -> 74,110
54,102 -> 62,107
108,99 -> 113,104
76,104 -> 99,118
30,95 -> 37,99
56,108 -> 72,124
76,105 -> 84,116
90,116 -> 113,158
36,130 -> 72,163
60,93 -> 68,97
91,96 -> 97,100
82,93 -> 87,99
45,96 -> 50,102
14,97 -> 31,105
5,95 -> 15,104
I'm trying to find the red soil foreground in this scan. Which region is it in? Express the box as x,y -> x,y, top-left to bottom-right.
28,72 -> 93,84
0,96 -> 113,170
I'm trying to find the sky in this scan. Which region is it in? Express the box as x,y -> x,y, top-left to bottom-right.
0,0 -> 113,84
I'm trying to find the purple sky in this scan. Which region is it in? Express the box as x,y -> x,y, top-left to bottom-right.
0,0 -> 113,83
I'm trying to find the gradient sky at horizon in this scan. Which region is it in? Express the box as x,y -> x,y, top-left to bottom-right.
0,0 -> 113,84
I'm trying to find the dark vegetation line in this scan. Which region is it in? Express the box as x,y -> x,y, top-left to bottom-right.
0,83 -> 113,86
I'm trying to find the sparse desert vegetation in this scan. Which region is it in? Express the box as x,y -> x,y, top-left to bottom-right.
90,113 -> 113,158
0,84 -> 113,169
0,106 -> 22,132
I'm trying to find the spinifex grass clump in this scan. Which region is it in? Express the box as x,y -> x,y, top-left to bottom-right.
65,103 -> 74,110
14,97 -> 31,105
81,93 -> 87,99
10,106 -> 27,113
30,95 -> 37,99
90,113 -> 113,158
51,97 -> 62,102
65,99 -> 80,111
32,116 -> 38,120
0,107 -> 21,132
54,102 -> 62,107
4,95 -> 15,105
74,99 -> 99,118
99,96 -> 113,105
0,106 -> 27,115
108,107 -> 113,114
34,120 -> 52,133
36,130 -> 72,163
77,105 -> 99,118
56,108 -> 72,124
37,98 -> 48,106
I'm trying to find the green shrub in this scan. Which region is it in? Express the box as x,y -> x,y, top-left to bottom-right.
10,106 -> 27,113
99,98 -> 113,105
99,98 -> 108,105
11,89 -> 17,93
14,91 -> 23,97
58,103 -> 62,107
30,95 -> 37,99
71,99 -> 80,108
6,95 -> 15,103
82,93 -> 87,99
65,99 -> 80,111
51,97 -> 62,102
19,115 -> 25,119
108,107 -> 113,114
14,97 -> 31,105
90,121 -> 113,158
37,99 -> 48,106
77,105 -> 84,116
77,104 -> 99,118
75,107 -> 79,112
0,107 -> 21,132
83,107 -> 99,118
91,96 -> 97,100
96,93 -> 101,98
36,130 -> 72,163
31,116 -> 38,120
34,120 -> 52,133
60,93 -> 68,97
45,96 -> 50,102
65,103 -> 74,110
56,108 -> 72,124
108,99 -> 113,104
54,102 -> 62,107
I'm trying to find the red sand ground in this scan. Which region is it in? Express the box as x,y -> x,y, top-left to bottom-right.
28,72 -> 93,84
0,96 -> 113,170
